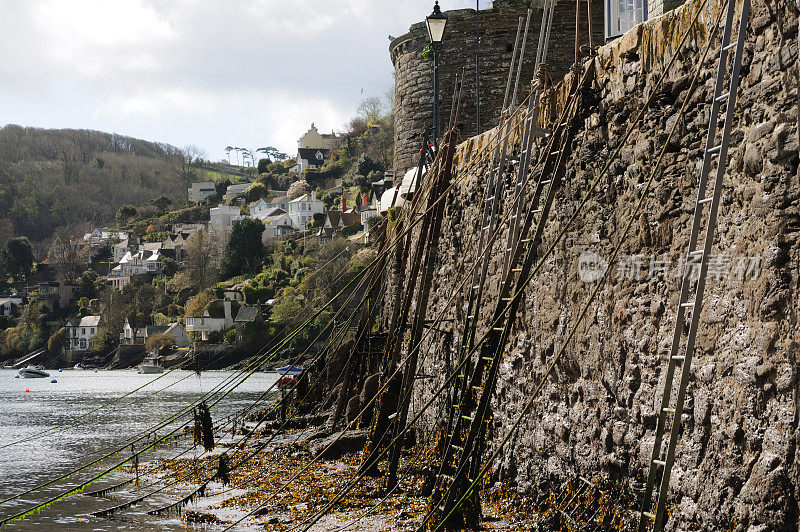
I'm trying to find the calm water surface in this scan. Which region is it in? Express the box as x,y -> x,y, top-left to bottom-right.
0,369 -> 278,530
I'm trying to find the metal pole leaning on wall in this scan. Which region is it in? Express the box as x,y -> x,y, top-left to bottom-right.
510,9 -> 533,112
502,17 -> 524,113
476,0 -> 480,136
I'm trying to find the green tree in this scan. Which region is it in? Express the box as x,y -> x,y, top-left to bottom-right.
145,333 -> 176,353
76,270 -> 102,299
221,218 -> 265,277
151,195 -> 172,212
116,204 -> 137,225
244,182 -> 267,202
3,236 -> 34,281
161,256 -> 179,278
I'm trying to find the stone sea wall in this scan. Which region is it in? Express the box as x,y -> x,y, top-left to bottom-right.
393,0 -> 800,528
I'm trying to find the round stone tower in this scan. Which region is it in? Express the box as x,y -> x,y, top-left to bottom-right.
390,0 -> 604,175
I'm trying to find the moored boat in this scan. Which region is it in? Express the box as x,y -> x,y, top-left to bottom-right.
276,365 -> 303,376
138,354 -> 165,374
18,366 -> 50,378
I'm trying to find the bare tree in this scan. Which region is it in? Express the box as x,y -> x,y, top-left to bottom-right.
356,96 -> 385,123
185,229 -> 219,289
175,145 -> 206,189
49,234 -> 87,284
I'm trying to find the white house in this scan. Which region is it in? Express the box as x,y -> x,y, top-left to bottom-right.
120,317 -> 188,346
0,297 -> 24,317
83,228 -> 128,247
112,238 -> 138,263
188,181 -> 216,203
223,183 -> 251,202
185,297 -> 240,341
66,315 -> 102,352
250,196 -> 289,217
209,205 -> 244,237
108,249 -> 163,290
287,192 -> 324,230
254,208 -> 296,243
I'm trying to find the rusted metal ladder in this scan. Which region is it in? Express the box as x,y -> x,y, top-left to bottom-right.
428,62 -> 594,530
637,0 -> 749,529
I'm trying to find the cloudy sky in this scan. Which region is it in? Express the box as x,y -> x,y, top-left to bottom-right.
0,0 -> 485,162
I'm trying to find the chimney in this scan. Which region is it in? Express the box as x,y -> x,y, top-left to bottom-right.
224,299 -> 232,322
362,193 -> 368,207
341,195 -> 347,212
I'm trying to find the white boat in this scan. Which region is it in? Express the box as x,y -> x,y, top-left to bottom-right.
138,354 -> 164,374
73,363 -> 86,370
19,366 -> 50,378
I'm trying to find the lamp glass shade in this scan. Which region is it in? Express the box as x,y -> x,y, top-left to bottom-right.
426,3 -> 448,43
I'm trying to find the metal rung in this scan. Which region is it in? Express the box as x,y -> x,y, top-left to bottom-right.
663,408 -> 675,414
451,444 -> 464,451
723,40 -> 738,51
483,225 -> 491,230
501,297 -> 512,301
541,179 -> 552,185
453,404 -> 460,409
672,355 -> 685,361
492,327 -> 505,331
715,92 -> 730,102
643,512 -> 655,520
708,144 -> 723,154
482,357 -> 494,362
484,196 -> 495,202
441,474 -> 454,481
698,196 -> 713,204
532,208 -> 542,214
461,415 -> 474,422
467,315 -> 475,319
550,150 -> 562,156
680,302 -> 695,308
654,459 -> 666,467
689,250 -> 704,257
512,268 -> 522,272
471,385 -> 482,391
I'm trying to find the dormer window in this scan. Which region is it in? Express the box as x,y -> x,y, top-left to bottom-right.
316,151 -> 324,161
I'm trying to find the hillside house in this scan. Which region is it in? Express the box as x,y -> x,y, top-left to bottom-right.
295,123 -> 336,171
188,181 -> 216,203
287,192 -> 325,230
318,209 -> 362,241
0,296 -> 25,317
83,228 -> 128,247
120,317 -> 189,346
209,205 -> 244,238
24,281 -> 77,309
113,237 -> 138,263
255,208 -> 296,242
108,249 -> 163,290
223,183 -> 251,202
234,305 -> 263,343
66,315 -> 102,352
185,297 -> 240,341
250,196 -> 289,217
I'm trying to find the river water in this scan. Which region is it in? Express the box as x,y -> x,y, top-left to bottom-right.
0,369 -> 279,530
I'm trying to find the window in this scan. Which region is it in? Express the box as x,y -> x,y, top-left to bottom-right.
316,151 -> 324,161
82,328 -> 85,335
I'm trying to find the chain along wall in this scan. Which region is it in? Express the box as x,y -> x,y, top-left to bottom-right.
384,0 -> 800,527
390,0 -> 604,177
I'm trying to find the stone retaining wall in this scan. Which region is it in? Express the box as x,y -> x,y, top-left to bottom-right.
390,0 -> 800,527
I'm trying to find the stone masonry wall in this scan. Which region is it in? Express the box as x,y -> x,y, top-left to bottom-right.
389,0 -> 800,528
390,0 -> 604,177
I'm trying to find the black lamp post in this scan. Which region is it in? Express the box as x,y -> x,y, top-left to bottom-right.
426,1 -> 448,150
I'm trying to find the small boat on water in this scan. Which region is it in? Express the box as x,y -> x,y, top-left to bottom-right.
138,354 -> 165,374
276,365 -> 303,376
73,363 -> 86,370
18,366 -> 50,378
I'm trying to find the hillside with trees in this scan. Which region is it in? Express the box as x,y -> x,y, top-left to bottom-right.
0,125 -> 243,249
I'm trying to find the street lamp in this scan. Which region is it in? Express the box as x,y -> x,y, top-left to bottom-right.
426,1 -> 448,150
